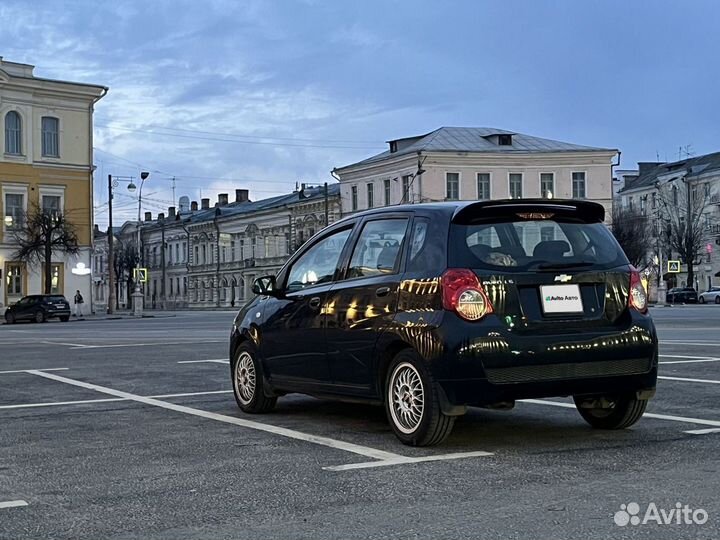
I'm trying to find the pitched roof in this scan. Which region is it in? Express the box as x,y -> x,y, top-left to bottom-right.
619,151 -> 720,194
336,127 -> 616,170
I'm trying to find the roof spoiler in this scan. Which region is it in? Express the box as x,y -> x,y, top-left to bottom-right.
452,198 -> 605,224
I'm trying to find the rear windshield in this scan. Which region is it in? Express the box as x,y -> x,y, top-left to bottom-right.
48,295 -> 67,302
449,219 -> 628,271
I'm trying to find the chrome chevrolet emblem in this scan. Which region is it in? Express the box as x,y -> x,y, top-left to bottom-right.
554,274 -> 572,283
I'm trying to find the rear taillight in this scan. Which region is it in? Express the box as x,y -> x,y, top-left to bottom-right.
628,268 -> 648,313
441,268 -> 493,321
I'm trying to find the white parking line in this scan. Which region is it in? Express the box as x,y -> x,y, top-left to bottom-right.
658,375 -> 720,385
26,370 -> 494,470
177,359 -> 229,364
0,368 -> 68,375
41,341 -> 94,348
0,390 -> 233,410
521,399 -> 720,428
659,341 -> 720,346
684,428 -> 720,435
0,500 -> 28,509
660,355 -> 720,364
68,341 -> 225,349
323,451 -> 494,471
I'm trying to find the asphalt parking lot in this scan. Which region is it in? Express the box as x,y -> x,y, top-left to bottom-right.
0,307 -> 718,539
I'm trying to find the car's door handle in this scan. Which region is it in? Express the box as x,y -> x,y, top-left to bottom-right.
375,286 -> 391,297
308,297 -> 322,309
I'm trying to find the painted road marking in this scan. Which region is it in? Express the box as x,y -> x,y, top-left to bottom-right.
658,375 -> 720,385
68,340 -> 226,349
0,500 -> 28,509
660,355 -> 720,364
26,371 -> 493,470
0,390 -> 233,410
0,368 -> 68,375
659,341 -> 720,346
323,451 -> 494,471
684,428 -> 720,435
521,399 -> 720,428
41,341 -> 94,348
177,359 -> 229,364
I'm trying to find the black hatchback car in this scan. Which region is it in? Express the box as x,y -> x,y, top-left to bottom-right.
666,287 -> 698,304
229,199 -> 658,446
4,294 -> 71,324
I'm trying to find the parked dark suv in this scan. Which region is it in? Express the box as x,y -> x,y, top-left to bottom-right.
4,294 -> 71,324
229,199 -> 658,446
665,287 -> 698,304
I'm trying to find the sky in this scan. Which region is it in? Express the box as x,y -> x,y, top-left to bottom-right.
2,0 -> 719,227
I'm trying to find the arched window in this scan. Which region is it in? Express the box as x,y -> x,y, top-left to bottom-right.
41,116 -> 59,157
5,111 -> 22,155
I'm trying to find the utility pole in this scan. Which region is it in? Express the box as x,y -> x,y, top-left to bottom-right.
685,176 -> 695,289
107,174 -> 115,314
160,218 -> 166,310
324,182 -> 329,228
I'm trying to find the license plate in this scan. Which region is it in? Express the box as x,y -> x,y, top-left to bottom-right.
540,284 -> 583,314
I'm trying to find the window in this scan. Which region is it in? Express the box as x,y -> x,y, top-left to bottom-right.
348,219 -> 409,278
41,116 -> 59,157
351,186 -> 358,211
402,175 -> 411,203
4,193 -> 25,229
477,173 -> 490,200
6,264 -> 23,295
640,195 -> 647,215
201,245 -> 206,264
49,263 -> 62,294
175,244 -> 179,263
42,195 -> 61,217
672,185 -> 678,205
446,172 -> 460,200
509,173 -> 523,199
194,245 -> 199,263
408,218 -> 429,265
628,196 -> 634,211
572,172 -> 586,199
651,192 -> 657,209
169,279 -> 174,296
540,173 -> 554,199
230,240 -> 235,261
4,111 -> 21,155
367,183 -> 374,208
498,134 -> 512,146
286,228 -> 352,291
384,179 -> 391,206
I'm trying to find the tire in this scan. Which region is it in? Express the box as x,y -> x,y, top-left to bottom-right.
715,296 -> 720,305
231,344 -> 276,413
699,296 -> 706,304
384,349 -> 456,446
59,315 -> 70,322
35,310 -> 46,323
574,393 -> 648,429
5,312 -> 15,324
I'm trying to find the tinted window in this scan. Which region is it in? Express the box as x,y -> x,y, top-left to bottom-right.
347,219 -> 408,278
450,218 -> 627,271
286,228 -> 351,291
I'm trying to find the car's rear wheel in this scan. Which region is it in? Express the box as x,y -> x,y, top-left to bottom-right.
573,393 -> 648,429
35,310 -> 46,323
385,350 -> 455,446
231,344 -> 276,413
5,312 -> 15,324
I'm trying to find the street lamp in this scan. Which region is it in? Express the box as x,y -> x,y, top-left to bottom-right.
130,171 -> 150,317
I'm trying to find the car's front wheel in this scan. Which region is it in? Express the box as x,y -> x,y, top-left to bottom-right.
5,312 -> 15,324
715,296 -> 720,305
574,393 -> 648,429
699,296 -> 706,304
385,350 -> 455,446
231,344 -> 276,414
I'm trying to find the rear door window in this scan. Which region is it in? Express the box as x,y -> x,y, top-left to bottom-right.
347,218 -> 409,278
450,218 -> 627,271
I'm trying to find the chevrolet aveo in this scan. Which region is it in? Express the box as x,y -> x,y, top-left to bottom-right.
229,199 -> 658,446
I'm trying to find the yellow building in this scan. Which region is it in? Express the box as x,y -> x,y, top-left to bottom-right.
0,57 -> 106,308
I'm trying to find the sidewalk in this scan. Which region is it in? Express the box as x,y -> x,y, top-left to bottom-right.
69,311 -> 178,321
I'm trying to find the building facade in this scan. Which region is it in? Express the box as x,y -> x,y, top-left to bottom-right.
0,58 -> 106,308
92,184 -> 340,312
333,127 -> 618,220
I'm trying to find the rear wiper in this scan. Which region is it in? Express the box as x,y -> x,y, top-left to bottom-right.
535,261 -> 595,270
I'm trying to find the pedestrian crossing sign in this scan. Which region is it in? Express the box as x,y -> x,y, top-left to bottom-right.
667,260 -> 681,273
133,267 -> 149,282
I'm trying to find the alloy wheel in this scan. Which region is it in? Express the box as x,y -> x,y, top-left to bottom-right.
234,352 -> 256,405
388,362 -> 425,434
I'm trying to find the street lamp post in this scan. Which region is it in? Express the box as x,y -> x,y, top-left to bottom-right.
127,172 -> 150,317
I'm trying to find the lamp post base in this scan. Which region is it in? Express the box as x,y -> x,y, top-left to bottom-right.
131,290 -> 144,318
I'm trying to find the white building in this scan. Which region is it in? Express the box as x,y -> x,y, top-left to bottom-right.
333,127 -> 618,220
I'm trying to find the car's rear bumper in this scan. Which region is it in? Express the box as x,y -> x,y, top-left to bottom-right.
46,309 -> 71,318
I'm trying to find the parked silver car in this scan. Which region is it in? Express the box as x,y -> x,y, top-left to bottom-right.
698,287 -> 720,304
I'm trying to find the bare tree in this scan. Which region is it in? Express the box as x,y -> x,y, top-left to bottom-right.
611,205 -> 650,268
12,203 -> 79,294
656,178 -> 717,287
113,239 -> 138,309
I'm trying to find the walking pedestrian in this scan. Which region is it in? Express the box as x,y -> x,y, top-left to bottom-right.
73,290 -> 84,317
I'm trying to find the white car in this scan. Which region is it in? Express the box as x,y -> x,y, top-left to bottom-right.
698,287 -> 720,304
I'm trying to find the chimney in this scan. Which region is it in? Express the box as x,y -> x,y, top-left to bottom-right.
218,193 -> 228,206
235,189 -> 249,203
191,201 -> 198,211
94,224 -> 99,232
201,198 -> 210,210
145,212 -> 152,221
158,212 -> 165,220
168,206 -> 176,218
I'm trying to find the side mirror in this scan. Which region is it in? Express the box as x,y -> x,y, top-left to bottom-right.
252,275 -> 279,296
